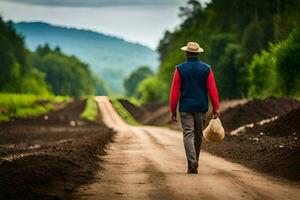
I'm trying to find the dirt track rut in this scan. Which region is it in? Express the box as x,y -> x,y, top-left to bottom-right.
75,96 -> 300,200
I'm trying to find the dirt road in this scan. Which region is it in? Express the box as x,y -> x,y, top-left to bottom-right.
75,96 -> 300,200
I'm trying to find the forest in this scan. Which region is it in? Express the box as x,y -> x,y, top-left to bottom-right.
130,0 -> 300,102
0,17 -> 108,98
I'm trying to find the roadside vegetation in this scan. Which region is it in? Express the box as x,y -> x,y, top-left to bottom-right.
0,93 -> 69,122
110,97 -> 139,125
80,97 -> 98,122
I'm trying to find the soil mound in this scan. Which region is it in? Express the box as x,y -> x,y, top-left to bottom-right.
220,97 -> 300,132
204,107 -> 300,183
0,100 -> 114,199
261,108 -> 300,136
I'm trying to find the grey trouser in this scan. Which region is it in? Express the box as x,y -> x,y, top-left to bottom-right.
179,112 -> 206,169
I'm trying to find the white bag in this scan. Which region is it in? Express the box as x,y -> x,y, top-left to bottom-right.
203,118 -> 225,143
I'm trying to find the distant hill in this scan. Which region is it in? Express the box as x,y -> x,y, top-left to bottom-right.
14,22 -> 159,93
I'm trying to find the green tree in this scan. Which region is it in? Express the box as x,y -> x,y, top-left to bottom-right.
136,76 -> 166,103
0,17 -> 49,94
248,49 -> 279,97
248,28 -> 300,98
275,28 -> 300,96
32,45 -> 98,98
217,43 -> 248,99
124,66 -> 153,97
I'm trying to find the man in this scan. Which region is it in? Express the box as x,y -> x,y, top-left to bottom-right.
170,42 -> 220,174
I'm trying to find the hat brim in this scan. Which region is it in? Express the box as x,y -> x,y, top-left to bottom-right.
181,46 -> 204,53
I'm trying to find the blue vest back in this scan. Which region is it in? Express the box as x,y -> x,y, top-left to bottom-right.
177,58 -> 211,112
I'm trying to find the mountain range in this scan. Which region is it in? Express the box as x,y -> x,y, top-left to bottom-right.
14,22 -> 159,93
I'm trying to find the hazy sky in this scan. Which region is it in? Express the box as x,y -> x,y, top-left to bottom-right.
3,0 -> 187,6
0,0 -> 210,48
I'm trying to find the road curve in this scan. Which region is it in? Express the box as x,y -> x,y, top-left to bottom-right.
75,96 -> 300,200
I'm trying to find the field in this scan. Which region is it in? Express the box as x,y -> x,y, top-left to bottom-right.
0,99 -> 114,199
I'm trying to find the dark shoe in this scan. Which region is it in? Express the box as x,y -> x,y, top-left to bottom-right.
187,162 -> 198,174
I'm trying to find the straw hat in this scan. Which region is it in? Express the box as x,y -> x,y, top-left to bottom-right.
203,118 -> 225,143
181,42 -> 204,53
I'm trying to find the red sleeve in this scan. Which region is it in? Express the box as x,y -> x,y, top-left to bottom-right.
170,68 -> 181,113
207,68 -> 219,112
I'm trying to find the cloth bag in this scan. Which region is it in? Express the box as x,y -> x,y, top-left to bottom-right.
203,118 -> 225,143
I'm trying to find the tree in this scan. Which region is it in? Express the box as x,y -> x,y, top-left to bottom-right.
248,28 -> 300,98
275,28 -> 300,96
136,76 -> 166,103
0,17 -> 49,94
32,46 -> 98,98
124,66 -> 153,97
217,43 -> 248,99
248,49 -> 279,97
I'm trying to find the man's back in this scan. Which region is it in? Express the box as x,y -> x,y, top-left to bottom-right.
177,57 -> 211,112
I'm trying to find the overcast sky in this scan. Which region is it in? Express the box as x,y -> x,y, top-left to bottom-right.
1,0 -> 190,7
0,0 -> 210,48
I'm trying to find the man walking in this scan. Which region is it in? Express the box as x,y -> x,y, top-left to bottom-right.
170,42 -> 220,174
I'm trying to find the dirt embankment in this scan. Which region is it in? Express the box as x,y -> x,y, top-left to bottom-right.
204,107 -> 300,182
220,97 -> 300,132
120,97 -> 300,182
0,100 -> 115,200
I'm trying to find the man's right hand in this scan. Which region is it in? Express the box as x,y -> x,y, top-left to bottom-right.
213,109 -> 220,119
171,112 -> 177,122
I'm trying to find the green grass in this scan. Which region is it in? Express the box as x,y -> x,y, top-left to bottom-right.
0,93 -> 69,122
80,97 -> 98,122
110,97 -> 140,125
112,95 -> 142,107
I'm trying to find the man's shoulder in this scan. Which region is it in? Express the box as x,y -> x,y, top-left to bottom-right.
176,60 -> 211,71
198,60 -> 211,69
175,62 -> 187,69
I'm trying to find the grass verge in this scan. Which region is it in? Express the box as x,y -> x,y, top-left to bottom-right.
110,97 -> 139,125
80,97 -> 98,122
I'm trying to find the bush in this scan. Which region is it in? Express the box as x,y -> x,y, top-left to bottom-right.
275,28 -> 300,96
123,66 -> 153,97
248,49 -> 279,97
136,76 -> 167,103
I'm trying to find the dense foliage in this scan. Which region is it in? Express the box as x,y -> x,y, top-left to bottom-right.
31,44 -> 99,98
0,17 -> 49,95
124,66 -> 153,97
145,0 -> 300,102
249,28 -> 300,97
136,76 -> 167,103
0,17 -> 108,98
